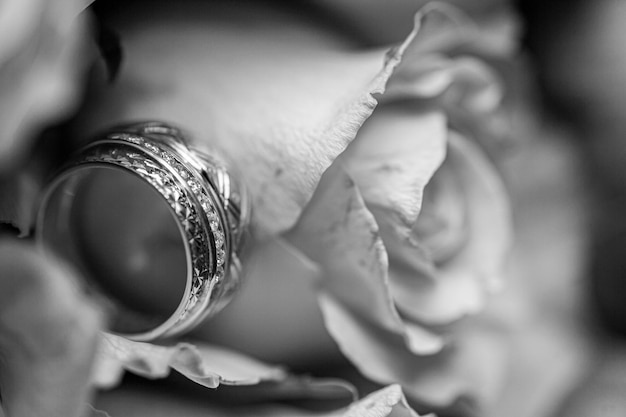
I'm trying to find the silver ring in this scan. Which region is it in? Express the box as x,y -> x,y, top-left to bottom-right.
36,122 -> 250,341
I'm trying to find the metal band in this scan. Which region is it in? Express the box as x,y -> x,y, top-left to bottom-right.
36,122 -> 249,341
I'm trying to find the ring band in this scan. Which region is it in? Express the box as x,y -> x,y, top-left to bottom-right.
36,122 -> 250,341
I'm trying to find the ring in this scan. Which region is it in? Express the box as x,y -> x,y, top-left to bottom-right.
36,122 -> 250,341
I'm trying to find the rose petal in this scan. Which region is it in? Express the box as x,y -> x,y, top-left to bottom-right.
314,0 -> 520,53
0,239 -> 102,417
389,132 -> 511,325
336,15 -> 511,325
286,164 -> 444,355
71,1 -> 417,239
0,0 -> 90,168
94,333 -> 355,404
93,333 -> 286,389
341,384 -> 432,417
320,293 -> 508,413
413,162 -> 468,262
389,264 -> 485,328
384,56 -> 503,119
380,8 -> 510,154
340,6 -> 507,275
341,106 -> 447,244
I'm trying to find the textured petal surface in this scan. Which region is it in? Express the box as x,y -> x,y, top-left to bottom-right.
0,239 -> 102,417
389,132 -> 511,324
93,333 -> 286,389
289,6 -> 515,413
286,164 -> 444,355
72,1 -> 414,238
336,7 -> 511,325
341,385 -> 432,417
94,333 -> 355,404
341,106 -> 447,245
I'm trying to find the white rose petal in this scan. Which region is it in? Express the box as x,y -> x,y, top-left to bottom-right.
0,240 -> 102,417
287,164 -> 445,355
94,332 -> 356,404
389,132 -> 511,325
0,0 -> 89,167
72,1 -> 413,239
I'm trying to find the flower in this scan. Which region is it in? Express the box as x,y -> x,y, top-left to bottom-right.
281,8 -> 514,413
2,1 -> 593,417
71,1 -> 516,414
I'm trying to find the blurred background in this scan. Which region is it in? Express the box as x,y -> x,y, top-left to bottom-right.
520,1 -> 626,415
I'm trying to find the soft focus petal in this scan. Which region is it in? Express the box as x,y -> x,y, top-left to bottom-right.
486,129 -> 594,417
314,0 -> 520,55
553,345 -> 626,417
0,0 -> 90,169
361,7 -> 506,246
385,55 -> 503,113
0,239 -> 102,417
380,6 -> 512,155
72,1 -> 415,238
287,164 -> 444,355
389,132 -> 511,324
94,333 -> 355,404
341,385 -> 432,417
320,293 -> 508,414
413,158 -> 468,263
93,333 -> 286,389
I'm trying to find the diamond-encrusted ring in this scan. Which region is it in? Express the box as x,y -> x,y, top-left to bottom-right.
36,122 -> 250,341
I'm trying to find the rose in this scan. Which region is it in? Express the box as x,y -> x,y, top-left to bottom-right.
69,1 -> 518,414
0,0 -> 561,416
0,1 -> 596,416
1,1 -> 599,416
0,1 -> 452,415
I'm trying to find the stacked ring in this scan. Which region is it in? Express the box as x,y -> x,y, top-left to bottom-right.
36,122 -> 250,341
